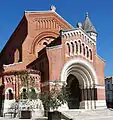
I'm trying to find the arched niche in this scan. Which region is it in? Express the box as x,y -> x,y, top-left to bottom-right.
31,31 -> 59,55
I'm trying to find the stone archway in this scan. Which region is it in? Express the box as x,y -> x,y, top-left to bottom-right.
61,58 -> 98,109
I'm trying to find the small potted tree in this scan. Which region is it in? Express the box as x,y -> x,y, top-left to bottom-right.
40,82 -> 69,117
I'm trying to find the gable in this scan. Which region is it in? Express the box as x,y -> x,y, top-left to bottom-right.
0,10 -> 73,67
25,11 -> 73,55
25,11 -> 73,32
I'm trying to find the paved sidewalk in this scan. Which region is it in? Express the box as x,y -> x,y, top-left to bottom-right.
0,117 -> 32,120
0,117 -> 47,120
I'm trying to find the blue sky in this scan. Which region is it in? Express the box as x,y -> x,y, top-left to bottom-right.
0,0 -> 113,77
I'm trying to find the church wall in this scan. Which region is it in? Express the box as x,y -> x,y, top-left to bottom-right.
3,62 -> 26,72
21,12 -> 62,65
0,9 -> 106,109
26,12 -> 61,38
25,11 -> 71,39
39,53 -> 49,83
47,47 -> 63,81
26,49 -> 50,87
94,55 -> 105,85
2,71 -> 41,100
60,31 -> 106,102
61,31 -> 96,68
22,11 -> 72,64
96,88 -> 106,100
0,11 -> 72,74
0,16 -> 28,69
61,32 -> 105,85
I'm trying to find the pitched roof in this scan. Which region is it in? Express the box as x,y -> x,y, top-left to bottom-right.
82,12 -> 97,34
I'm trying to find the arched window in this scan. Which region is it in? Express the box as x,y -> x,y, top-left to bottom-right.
21,88 -> 28,99
14,49 -> 20,63
86,47 -> 89,58
35,37 -> 55,57
75,41 -> 78,54
5,88 -> 14,100
8,89 -> 13,100
29,88 -> 37,100
82,44 -> 85,56
80,44 -> 82,54
67,43 -> 70,56
71,42 -> 74,55
89,49 -> 92,60
43,42 -> 48,46
78,41 -> 82,54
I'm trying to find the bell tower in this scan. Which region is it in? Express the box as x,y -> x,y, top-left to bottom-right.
82,12 -> 98,41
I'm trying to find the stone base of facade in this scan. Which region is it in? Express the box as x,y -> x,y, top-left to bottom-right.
3,99 -> 15,116
58,100 -> 107,111
95,100 -> 107,109
57,108 -> 113,120
80,100 -> 107,109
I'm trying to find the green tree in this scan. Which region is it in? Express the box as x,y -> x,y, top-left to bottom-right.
28,87 -> 37,100
40,82 -> 70,111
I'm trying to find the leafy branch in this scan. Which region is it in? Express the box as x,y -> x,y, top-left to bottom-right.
40,82 -> 70,111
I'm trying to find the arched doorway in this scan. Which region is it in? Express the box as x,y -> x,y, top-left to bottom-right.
67,74 -> 81,109
61,58 -> 98,109
5,88 -> 14,100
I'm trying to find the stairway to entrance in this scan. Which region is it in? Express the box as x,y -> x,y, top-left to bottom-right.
50,109 -> 113,120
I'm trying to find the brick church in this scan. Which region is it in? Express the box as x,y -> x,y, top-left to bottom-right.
0,6 -> 106,111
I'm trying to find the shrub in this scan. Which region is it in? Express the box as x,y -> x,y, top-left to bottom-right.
40,82 -> 70,111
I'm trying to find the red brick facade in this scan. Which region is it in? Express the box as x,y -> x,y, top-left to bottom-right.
0,8 -> 106,109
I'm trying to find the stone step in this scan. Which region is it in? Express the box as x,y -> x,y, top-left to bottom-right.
59,109 -> 113,120
73,116 -> 113,120
33,117 -> 48,120
0,117 -> 48,120
4,113 -> 14,119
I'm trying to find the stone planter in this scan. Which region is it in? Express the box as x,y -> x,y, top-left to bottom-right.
48,111 -> 61,120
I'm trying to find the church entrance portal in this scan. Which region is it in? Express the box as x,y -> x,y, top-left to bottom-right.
67,74 -> 81,109
61,58 -> 100,109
